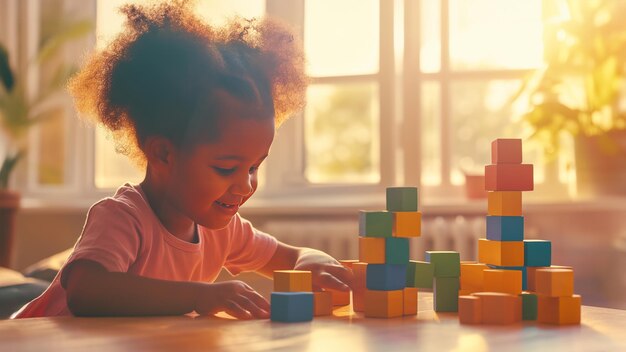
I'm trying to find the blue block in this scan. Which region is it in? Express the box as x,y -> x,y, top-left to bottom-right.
270,292 -> 313,322
488,265 -> 527,290
486,216 -> 524,241
366,264 -> 407,290
524,239 -> 551,267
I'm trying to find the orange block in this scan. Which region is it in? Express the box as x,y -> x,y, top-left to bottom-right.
352,262 -> 368,312
273,270 -> 312,292
535,268 -> 574,297
359,237 -> 385,264
483,269 -> 523,295
458,295 -> 482,324
403,287 -> 418,315
537,294 -> 581,325
313,291 -> 333,316
326,289 -> 350,306
364,289 -> 403,318
460,262 -> 488,292
527,265 -> 572,292
488,191 -> 522,216
473,292 -> 522,324
339,260 -> 359,268
485,164 -> 534,191
478,239 -> 524,266
392,211 -> 422,238
491,138 -> 522,164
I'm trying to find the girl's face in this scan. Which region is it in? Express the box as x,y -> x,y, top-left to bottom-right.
167,93 -> 275,230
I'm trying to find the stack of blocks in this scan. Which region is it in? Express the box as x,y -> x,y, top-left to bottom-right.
357,187 -> 422,318
458,138 -> 581,325
271,270 -> 330,322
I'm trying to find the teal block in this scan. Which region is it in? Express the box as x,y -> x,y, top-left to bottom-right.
524,239 -> 551,267
486,216 -> 524,241
425,251 -> 460,278
366,264 -> 407,290
270,292 -> 313,322
386,187 -> 418,211
385,237 -> 409,264
359,211 -> 393,237
520,292 -> 538,320
406,260 -> 434,288
433,277 -> 459,312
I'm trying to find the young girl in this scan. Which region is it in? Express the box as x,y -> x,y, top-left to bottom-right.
13,1 -> 353,319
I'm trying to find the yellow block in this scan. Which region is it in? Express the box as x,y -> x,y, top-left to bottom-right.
327,289 -> 350,306
483,269 -> 523,295
488,191 -> 522,216
478,239 -> 524,266
313,291 -> 333,316
403,287 -> 418,315
537,294 -> 581,325
460,262 -> 488,292
392,211 -> 422,238
273,270 -> 312,292
535,268 -> 574,297
364,289 -> 403,318
527,265 -> 572,292
359,237 -> 386,264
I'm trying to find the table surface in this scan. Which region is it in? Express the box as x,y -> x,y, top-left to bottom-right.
2,293 -> 625,352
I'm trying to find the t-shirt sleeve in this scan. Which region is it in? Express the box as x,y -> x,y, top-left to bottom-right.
223,214 -> 278,276
60,199 -> 142,288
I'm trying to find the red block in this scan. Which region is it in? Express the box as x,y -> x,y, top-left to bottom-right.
491,139 -> 522,164
485,164 -> 534,191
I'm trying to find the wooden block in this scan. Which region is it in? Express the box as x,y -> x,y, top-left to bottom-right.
273,270 -> 312,292
353,290 -> 365,312
270,292 -> 314,322
488,265 -> 527,290
386,187 -> 418,211
472,292 -> 522,324
477,239 -> 524,266
458,295 -> 482,324
359,237 -> 385,264
486,216 -> 524,241
339,260 -> 359,268
392,211 -> 422,238
433,277 -> 459,312
485,164 -> 534,191
364,289 -> 403,318
403,287 -> 418,315
425,251 -> 461,278
524,240 -> 552,267
327,289 -> 350,306
352,262 -> 367,312
406,260 -> 434,289
520,292 -> 538,320
483,269 -> 523,295
366,264 -> 407,290
384,237 -> 410,264
527,265 -> 572,292
491,138 -> 522,164
537,294 -> 581,325
460,262 -> 488,292
488,191 -> 522,216
535,268 -> 574,297
359,211 -> 393,237
313,291 -> 333,316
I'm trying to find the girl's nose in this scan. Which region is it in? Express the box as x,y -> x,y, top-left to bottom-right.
231,173 -> 253,196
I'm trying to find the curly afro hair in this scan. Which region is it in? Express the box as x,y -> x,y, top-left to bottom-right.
68,0 -> 307,167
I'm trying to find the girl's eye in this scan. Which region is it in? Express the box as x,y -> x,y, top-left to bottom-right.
214,167 -> 236,176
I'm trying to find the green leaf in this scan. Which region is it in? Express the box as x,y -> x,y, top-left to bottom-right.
0,43 -> 15,92
0,150 -> 24,189
37,19 -> 93,64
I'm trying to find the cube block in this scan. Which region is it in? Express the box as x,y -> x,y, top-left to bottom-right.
406,260 -> 434,289
366,264 -> 407,290
520,292 -> 538,320
527,265 -> 572,292
535,268 -> 574,297
486,216 -> 524,241
478,239 -> 524,266
392,211 -> 422,238
386,187 -> 418,212
460,262 -> 488,292
352,262 -> 367,312
483,269 -> 523,295
273,270 -> 312,292
488,265 -> 527,290
270,292 -> 314,322
472,292 -> 522,324
537,294 -> 581,325
524,240 -> 552,267
485,164 -> 534,191
458,295 -> 482,324
359,211 -> 392,237
364,289 -> 403,318
313,291 -> 333,316
425,251 -> 461,278
488,191 -> 522,216
491,138 -> 522,164
433,277 -> 459,312
403,287 -> 418,315
359,237 -> 409,265
326,288 -> 350,306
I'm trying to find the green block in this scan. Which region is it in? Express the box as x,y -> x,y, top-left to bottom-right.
433,277 -> 459,312
406,260 -> 434,288
386,187 -> 418,212
425,251 -> 460,278
385,238 -> 409,264
520,292 -> 537,320
359,211 -> 392,237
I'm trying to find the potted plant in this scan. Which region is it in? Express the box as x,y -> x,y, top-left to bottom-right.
515,0 -> 626,197
0,15 -> 91,267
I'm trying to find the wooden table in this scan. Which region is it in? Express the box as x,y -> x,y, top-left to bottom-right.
2,293 -> 625,351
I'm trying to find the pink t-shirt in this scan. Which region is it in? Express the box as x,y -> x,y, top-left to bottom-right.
13,183 -> 278,318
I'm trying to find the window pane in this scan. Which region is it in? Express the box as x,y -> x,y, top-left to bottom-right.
305,0 -> 379,77
305,83 -> 380,184
37,108 -> 65,185
421,82 -> 441,186
420,0 -> 441,73
449,80 -> 543,185
449,0 -> 543,70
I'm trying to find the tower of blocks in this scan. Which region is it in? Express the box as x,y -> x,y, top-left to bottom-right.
271,270 -> 333,322
458,138 -> 581,325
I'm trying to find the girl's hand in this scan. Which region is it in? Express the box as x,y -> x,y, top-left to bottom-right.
293,249 -> 355,292
194,281 -> 270,320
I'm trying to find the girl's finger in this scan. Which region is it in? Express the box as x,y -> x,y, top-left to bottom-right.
316,272 -> 350,291
223,300 -> 253,320
236,294 -> 270,319
244,289 -> 271,313
323,265 -> 355,288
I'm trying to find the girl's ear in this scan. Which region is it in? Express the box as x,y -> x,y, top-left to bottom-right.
144,136 -> 174,167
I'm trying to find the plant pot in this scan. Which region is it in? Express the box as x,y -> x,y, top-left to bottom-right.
0,190 -> 20,268
574,130 -> 626,197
